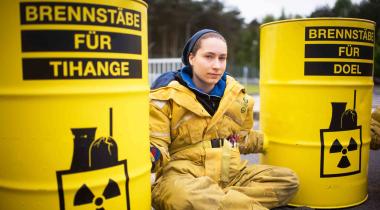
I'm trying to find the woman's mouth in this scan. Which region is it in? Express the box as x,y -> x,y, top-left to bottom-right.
208,73 -> 221,78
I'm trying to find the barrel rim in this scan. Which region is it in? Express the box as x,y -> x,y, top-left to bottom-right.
260,17 -> 376,28
131,0 -> 148,7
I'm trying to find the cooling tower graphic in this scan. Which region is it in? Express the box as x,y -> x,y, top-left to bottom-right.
320,90 -> 362,178
56,108 -> 130,210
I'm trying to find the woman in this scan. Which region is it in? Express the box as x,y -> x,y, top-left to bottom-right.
371,106 -> 380,150
149,29 -> 300,210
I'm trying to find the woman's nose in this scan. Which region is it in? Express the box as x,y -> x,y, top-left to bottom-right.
212,59 -> 222,69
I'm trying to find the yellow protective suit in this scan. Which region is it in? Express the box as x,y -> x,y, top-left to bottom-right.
371,106 -> 380,150
150,75 -> 299,210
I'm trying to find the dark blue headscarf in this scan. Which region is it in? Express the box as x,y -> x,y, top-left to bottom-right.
181,29 -> 218,66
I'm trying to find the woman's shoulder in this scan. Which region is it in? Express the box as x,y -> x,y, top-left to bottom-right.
225,75 -> 246,93
150,71 -> 178,90
149,72 -> 193,101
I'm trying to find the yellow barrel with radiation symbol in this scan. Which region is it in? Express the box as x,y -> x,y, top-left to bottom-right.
260,18 -> 375,208
0,0 -> 150,209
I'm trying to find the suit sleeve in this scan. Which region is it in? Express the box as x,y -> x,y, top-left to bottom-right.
237,94 -> 264,154
150,99 -> 172,172
370,106 -> 380,150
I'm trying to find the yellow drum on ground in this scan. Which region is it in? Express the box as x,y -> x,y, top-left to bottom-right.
260,18 -> 375,208
0,1 -> 150,209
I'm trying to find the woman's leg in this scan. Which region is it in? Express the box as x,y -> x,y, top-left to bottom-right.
152,173 -> 268,210
224,164 -> 299,209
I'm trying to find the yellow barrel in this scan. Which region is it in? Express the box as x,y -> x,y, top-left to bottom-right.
260,18 -> 375,208
0,1 -> 150,209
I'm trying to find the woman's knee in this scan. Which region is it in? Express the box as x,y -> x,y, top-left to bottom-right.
270,167 -> 299,205
275,167 -> 299,188
152,175 -> 224,210
152,176 -> 193,210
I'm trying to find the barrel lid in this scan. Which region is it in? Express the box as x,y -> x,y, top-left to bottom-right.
260,17 -> 376,28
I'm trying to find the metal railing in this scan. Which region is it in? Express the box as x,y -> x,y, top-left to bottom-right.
148,58 -> 183,83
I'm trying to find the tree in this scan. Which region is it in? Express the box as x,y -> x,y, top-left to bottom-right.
262,15 -> 276,24
333,0 -> 353,17
148,0 -> 199,58
235,20 -> 260,72
310,6 -> 335,17
148,0 -> 243,64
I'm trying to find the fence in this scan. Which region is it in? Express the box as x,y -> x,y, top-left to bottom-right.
148,58 -> 183,83
148,58 -> 259,85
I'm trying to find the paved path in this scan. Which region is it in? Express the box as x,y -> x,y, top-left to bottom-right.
373,96 -> 380,107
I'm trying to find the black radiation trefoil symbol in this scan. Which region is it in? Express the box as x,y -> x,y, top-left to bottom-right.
74,179 -> 121,209
329,137 -> 358,168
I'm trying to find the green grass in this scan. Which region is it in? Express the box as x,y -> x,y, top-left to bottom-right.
244,84 -> 259,95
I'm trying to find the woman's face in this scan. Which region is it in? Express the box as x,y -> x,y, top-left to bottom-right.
188,37 -> 227,93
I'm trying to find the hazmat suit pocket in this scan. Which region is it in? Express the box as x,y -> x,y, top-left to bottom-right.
204,148 -> 222,183
228,147 -> 246,180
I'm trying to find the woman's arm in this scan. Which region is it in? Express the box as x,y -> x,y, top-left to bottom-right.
371,106 -> 380,150
150,99 -> 172,172
236,95 -> 264,154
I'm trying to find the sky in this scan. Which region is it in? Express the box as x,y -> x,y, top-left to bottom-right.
223,0 -> 364,23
